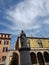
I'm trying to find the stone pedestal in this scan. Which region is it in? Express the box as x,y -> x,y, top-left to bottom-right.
19,30 -> 32,65
19,48 -> 32,65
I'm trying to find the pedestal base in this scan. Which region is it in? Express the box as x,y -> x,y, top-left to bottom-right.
19,48 -> 32,65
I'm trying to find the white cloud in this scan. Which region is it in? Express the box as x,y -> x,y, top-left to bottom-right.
44,19 -> 49,24
4,0 -> 49,35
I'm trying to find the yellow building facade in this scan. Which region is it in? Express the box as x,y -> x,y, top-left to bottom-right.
15,37 -> 49,48
15,36 -> 49,65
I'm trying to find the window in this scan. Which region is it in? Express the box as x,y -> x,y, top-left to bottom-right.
2,56 -> 6,61
3,47 -> 8,52
38,39 -> 43,48
0,34 -> 1,37
4,41 -> 9,45
8,35 -> 9,37
3,35 -> 5,37
5,35 -> 6,38
0,41 -> 1,44
1,34 -> 3,37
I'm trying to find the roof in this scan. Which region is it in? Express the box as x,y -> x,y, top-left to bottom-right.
0,33 -> 11,35
18,36 -> 49,39
27,37 -> 49,39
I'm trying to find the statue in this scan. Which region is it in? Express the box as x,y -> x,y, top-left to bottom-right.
20,30 -> 27,48
19,31 -> 32,65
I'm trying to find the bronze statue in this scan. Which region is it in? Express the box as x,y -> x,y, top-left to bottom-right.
20,30 -> 27,48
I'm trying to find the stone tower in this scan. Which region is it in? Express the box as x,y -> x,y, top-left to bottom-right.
19,30 -> 32,65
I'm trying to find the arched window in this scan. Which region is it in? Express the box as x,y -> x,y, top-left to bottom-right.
37,52 -> 45,65
30,52 -> 37,64
44,52 -> 49,62
9,52 -> 19,65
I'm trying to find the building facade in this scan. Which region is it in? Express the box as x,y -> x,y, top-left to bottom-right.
0,33 -> 11,65
5,31 -> 49,65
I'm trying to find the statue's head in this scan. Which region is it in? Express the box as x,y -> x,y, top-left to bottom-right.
20,30 -> 26,37
21,30 -> 24,33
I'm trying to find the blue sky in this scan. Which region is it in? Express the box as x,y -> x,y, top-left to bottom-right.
0,0 -> 49,50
